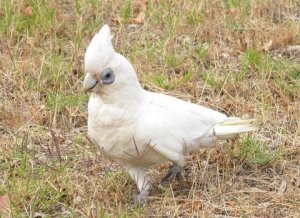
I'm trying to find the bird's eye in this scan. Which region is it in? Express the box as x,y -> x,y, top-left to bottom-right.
100,68 -> 115,85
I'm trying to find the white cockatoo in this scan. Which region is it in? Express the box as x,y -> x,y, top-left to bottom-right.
83,25 -> 256,204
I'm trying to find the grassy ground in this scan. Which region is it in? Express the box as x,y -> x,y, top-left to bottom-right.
0,0 -> 299,217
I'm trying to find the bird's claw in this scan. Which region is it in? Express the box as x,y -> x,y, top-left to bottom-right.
161,164 -> 183,185
132,190 -> 147,207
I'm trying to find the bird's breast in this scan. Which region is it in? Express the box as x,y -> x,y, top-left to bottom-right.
87,106 -> 166,166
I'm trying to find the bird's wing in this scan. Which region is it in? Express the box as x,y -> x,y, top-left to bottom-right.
136,91 -> 227,164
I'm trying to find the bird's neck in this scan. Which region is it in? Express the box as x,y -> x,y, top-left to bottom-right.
98,83 -> 145,110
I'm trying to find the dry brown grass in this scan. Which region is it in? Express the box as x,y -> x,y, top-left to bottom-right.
0,0 -> 299,217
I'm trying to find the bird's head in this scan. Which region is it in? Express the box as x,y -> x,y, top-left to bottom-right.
83,25 -> 142,104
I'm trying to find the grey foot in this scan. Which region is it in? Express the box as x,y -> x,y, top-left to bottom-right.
132,190 -> 148,206
162,164 -> 183,184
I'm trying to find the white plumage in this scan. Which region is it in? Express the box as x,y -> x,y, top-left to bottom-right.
83,25 -> 256,204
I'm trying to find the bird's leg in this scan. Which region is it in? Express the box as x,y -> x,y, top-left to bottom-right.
127,167 -> 150,206
161,163 -> 183,184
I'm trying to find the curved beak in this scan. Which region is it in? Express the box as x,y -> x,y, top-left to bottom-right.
83,73 -> 98,92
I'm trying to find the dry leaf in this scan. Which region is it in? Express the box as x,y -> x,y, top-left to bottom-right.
132,0 -> 147,24
271,31 -> 293,50
134,11 -> 145,24
24,6 -> 33,17
33,212 -> 47,218
229,8 -> 240,18
113,0 -> 147,24
261,40 -> 273,52
139,0 -> 147,12
278,179 -> 287,194
0,194 -> 11,215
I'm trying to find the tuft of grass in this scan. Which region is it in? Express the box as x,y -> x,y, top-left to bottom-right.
227,137 -> 282,166
122,0 -> 132,22
195,44 -> 209,60
166,54 -> 185,70
46,93 -> 87,113
151,70 -> 194,91
221,0 -> 252,9
200,70 -> 220,88
241,50 -> 300,99
244,50 -> 262,71
3,146 -> 71,216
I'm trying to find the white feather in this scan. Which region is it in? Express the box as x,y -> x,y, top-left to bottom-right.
84,25 -> 115,74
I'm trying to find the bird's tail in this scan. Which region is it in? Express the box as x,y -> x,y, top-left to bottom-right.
213,117 -> 257,140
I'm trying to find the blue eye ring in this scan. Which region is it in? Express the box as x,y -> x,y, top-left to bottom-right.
101,68 -> 115,85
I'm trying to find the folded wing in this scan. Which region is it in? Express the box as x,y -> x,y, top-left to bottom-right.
136,91 -> 228,164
